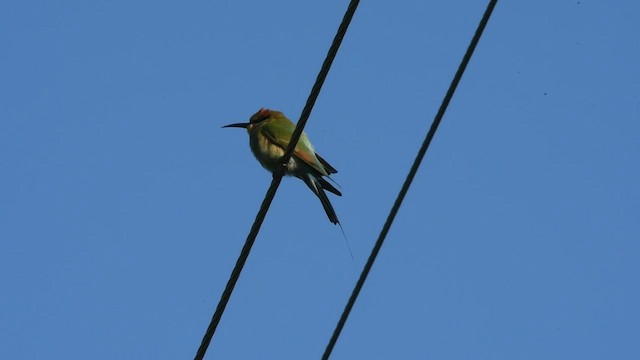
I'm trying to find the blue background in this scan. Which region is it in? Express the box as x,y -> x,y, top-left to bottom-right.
2,1 -> 639,359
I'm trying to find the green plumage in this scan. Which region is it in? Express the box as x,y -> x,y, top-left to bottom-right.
223,108 -> 341,224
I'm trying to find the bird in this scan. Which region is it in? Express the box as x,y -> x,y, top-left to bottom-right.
223,108 -> 342,225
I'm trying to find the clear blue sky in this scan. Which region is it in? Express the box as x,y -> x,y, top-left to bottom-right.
2,1 -> 639,359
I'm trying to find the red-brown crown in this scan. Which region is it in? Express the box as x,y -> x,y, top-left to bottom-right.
249,107 -> 272,123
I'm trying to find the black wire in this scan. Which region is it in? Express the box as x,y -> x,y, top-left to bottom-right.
194,1 -> 361,359
321,1 -> 498,358
284,0 -> 361,165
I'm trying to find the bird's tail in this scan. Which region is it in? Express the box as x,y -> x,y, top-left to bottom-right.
317,176 -> 341,196
302,174 -> 340,225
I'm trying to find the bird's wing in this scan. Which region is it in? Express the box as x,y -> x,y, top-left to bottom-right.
260,121 -> 327,176
315,153 -> 338,174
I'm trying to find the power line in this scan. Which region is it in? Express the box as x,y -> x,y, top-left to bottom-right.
194,1 -> 361,359
321,1 -> 499,358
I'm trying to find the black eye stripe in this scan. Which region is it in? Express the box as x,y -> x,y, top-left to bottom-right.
250,108 -> 272,123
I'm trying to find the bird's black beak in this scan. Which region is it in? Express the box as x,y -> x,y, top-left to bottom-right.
222,122 -> 249,129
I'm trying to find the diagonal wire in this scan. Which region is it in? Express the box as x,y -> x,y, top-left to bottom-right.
194,1 -> 361,359
321,1 -> 498,358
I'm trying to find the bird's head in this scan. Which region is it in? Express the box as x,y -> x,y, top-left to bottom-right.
222,108 -> 276,130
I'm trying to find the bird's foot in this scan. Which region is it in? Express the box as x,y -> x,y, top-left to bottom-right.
272,162 -> 288,178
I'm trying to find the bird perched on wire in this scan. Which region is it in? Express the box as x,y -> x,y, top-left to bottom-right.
223,108 -> 342,225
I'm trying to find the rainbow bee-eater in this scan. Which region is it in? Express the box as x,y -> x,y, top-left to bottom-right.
223,108 -> 342,225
